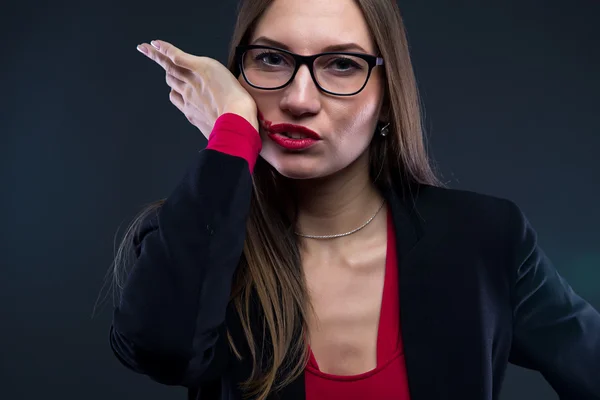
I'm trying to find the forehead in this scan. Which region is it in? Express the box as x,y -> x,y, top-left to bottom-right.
250,0 -> 376,54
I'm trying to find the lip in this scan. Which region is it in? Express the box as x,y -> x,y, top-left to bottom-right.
267,133 -> 319,150
258,115 -> 322,150
267,123 -> 322,140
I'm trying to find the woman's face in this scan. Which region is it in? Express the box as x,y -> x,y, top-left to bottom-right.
239,0 -> 385,180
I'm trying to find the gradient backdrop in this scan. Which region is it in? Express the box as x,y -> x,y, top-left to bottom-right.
1,0 -> 598,399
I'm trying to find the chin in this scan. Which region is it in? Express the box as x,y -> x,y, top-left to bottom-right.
260,149 -> 331,180
265,159 -> 326,180
275,168 -> 323,180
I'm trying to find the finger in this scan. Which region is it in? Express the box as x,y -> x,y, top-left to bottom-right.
150,40 -> 196,71
138,43 -> 191,82
169,89 -> 185,112
166,73 -> 186,94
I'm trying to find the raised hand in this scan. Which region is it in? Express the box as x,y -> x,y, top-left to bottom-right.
137,40 -> 259,139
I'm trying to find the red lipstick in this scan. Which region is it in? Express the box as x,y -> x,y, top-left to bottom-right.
262,120 -> 322,151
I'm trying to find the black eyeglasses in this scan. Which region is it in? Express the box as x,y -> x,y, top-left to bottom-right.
235,45 -> 384,96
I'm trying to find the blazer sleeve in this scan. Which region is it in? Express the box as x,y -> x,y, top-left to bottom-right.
507,202 -> 600,399
109,113 -> 261,387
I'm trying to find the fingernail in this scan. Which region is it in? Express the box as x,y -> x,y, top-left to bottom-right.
137,45 -> 148,55
150,40 -> 160,50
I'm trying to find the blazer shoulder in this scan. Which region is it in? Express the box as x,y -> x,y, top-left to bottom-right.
413,184 -> 528,239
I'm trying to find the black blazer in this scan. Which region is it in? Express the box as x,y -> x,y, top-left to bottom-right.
110,148 -> 600,400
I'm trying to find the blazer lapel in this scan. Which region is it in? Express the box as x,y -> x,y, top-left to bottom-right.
387,184 -> 445,399
388,184 -> 492,399
273,371 -> 305,400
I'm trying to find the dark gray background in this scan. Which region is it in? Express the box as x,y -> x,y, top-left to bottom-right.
2,0 -> 598,399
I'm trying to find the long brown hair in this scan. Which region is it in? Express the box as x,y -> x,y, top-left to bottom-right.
113,0 -> 442,399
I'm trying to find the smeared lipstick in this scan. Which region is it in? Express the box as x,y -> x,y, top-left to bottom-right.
260,118 -> 322,151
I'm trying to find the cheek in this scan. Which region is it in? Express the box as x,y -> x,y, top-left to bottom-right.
333,97 -> 381,146
238,78 -> 273,115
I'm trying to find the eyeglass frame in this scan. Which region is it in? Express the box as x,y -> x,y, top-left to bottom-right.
235,45 -> 385,97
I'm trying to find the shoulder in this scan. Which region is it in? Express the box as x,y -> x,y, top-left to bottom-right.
415,184 -> 522,219
399,184 -> 541,290
409,184 -> 534,247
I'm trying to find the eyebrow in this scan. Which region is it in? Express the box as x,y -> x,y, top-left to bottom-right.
251,36 -> 369,54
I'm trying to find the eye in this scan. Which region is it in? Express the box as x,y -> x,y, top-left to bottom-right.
255,51 -> 288,66
329,57 -> 362,71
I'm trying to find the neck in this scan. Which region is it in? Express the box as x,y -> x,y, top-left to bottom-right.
292,152 -> 385,241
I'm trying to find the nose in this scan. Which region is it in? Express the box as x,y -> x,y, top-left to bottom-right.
279,65 -> 322,117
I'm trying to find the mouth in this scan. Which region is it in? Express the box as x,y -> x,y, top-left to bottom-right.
275,131 -> 317,139
260,120 -> 322,140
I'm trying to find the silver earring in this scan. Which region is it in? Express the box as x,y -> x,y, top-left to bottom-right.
380,122 -> 390,137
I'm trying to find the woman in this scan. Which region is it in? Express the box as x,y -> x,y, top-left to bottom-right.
111,0 -> 600,399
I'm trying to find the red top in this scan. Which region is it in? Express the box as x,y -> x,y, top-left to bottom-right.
304,208 -> 411,399
206,113 -> 411,399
